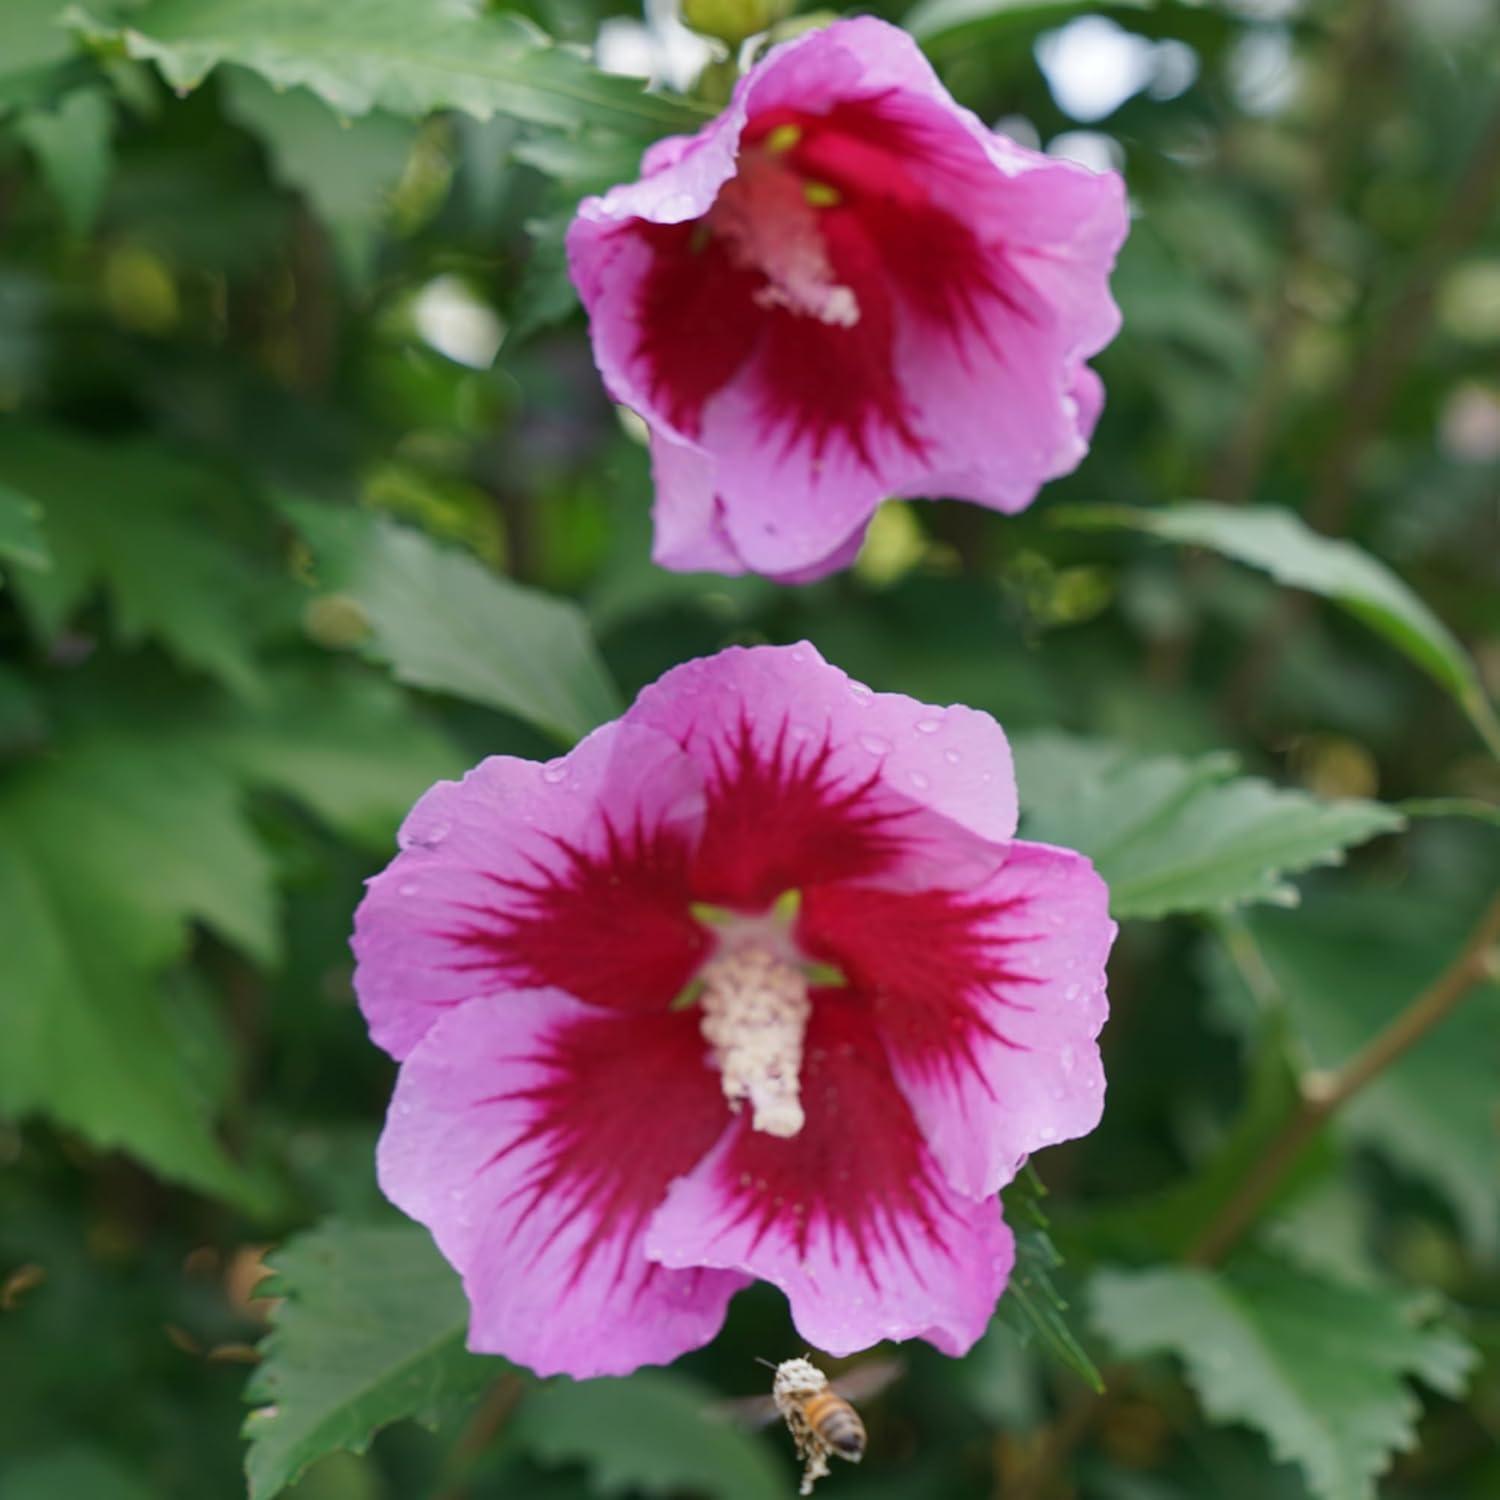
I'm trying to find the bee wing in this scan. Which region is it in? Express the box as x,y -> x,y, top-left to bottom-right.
830,1356 -> 906,1406
714,1392 -> 782,1430
713,1355 -> 905,1429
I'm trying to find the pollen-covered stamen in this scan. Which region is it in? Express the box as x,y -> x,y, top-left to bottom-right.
698,941 -> 812,1138
708,150 -> 860,328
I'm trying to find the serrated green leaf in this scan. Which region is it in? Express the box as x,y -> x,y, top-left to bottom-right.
0,480 -> 51,571
0,426 -> 269,697
1090,1257 -> 1475,1500
201,666 -> 465,849
997,1167 -> 1104,1391
70,0 -> 707,137
245,1220 -> 502,1500
514,1370 -> 786,1500
15,87 -> 113,234
0,729 -> 276,1208
285,499 -> 621,743
1013,733 -> 1404,920
220,68 -> 414,284
1214,892 -> 1500,1254
1062,503 -> 1500,755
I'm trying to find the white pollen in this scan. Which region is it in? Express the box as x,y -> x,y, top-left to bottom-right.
698,942 -> 811,1138
709,153 -> 862,331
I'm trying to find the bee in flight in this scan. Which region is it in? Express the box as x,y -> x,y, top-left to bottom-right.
758,1355 -> 879,1494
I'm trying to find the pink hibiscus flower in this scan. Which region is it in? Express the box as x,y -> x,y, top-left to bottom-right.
566,17 -> 1128,584
356,645 -> 1113,1377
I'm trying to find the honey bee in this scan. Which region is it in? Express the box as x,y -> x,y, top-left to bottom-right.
762,1355 -> 874,1495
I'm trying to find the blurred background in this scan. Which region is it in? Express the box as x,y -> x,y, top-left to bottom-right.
1,1 -> 1498,1498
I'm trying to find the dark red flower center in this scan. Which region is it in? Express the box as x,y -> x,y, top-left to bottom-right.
632,96 -> 1005,467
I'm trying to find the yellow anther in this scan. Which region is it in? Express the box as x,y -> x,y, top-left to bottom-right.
802,181 -> 841,209
765,123 -> 802,154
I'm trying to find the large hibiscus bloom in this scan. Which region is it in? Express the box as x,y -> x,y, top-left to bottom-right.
566,18 -> 1128,584
356,645 -> 1113,1376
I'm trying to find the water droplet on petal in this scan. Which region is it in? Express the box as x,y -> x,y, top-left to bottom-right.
847,680 -> 873,704
943,748 -> 962,764
909,770 -> 931,791
915,717 -> 942,734
542,761 -> 568,784
399,883 -> 419,898
859,733 -> 892,756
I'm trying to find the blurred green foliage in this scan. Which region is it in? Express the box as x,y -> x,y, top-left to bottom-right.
1,2 -> 1497,1499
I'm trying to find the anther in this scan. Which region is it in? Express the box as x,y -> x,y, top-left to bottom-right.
699,942 -> 811,1138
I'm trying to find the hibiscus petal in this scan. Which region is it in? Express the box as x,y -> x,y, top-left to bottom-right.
353,720 -> 707,1060
644,998 -> 1014,1356
378,990 -> 744,1377
568,17 -> 1127,583
801,841 -> 1113,1200
651,433 -> 873,580
624,642 -> 1018,908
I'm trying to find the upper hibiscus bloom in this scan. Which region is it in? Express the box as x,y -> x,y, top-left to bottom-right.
566,18 -> 1128,583
355,644 -> 1113,1377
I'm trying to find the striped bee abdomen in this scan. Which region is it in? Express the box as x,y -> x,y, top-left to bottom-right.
803,1391 -> 867,1461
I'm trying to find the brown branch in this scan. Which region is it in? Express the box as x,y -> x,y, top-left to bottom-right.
1186,888 -> 1500,1266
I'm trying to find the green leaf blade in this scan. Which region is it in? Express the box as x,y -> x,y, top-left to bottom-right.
514,1370 -> 787,1500
1090,1257 -> 1476,1500
286,500 -> 621,744
1062,503 -> 1500,754
1013,733 -> 1404,920
0,732 -> 278,1209
72,0 -> 707,137
245,1221 -> 501,1500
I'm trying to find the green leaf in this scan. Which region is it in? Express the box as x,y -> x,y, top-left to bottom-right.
0,427 -> 268,698
997,1166 -> 1104,1391
906,0 -> 1154,49
1090,1257 -> 1475,1500
514,1370 -> 786,1500
0,480 -> 52,571
1214,892 -> 1500,1254
511,131 -> 646,195
507,211 -> 581,342
15,87 -> 113,234
0,0 -> 97,110
1398,796 -> 1500,827
71,0 -> 707,137
1062,503 -> 1500,756
220,68 -> 414,284
1012,733 -> 1404,920
202,666 -> 465,849
244,1220 -> 501,1500
0,728 -> 276,1208
286,499 -> 621,743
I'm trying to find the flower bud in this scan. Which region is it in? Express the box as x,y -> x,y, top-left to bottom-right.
680,0 -> 796,48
